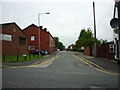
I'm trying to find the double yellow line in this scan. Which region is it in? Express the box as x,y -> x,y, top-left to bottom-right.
74,54 -> 120,76
1,55 -> 59,68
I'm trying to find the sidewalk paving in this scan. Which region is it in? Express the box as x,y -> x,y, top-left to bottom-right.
74,52 -> 120,74
1,51 -> 58,67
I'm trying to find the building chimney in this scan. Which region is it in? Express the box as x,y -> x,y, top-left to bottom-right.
40,26 -> 43,29
44,28 -> 47,31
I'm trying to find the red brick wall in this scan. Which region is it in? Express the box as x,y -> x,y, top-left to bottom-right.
49,35 -> 55,53
2,23 -> 28,55
97,43 -> 115,60
23,24 -> 55,54
23,25 -> 39,52
40,29 -> 49,53
84,46 -> 91,56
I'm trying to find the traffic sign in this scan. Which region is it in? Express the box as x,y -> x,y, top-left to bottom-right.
110,18 -> 119,28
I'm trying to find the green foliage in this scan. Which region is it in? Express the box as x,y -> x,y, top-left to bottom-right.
53,37 -> 65,51
76,28 -> 95,47
53,37 -> 59,46
74,28 -> 108,52
96,39 -> 108,45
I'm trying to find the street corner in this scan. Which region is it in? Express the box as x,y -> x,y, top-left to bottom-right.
1,54 -> 59,69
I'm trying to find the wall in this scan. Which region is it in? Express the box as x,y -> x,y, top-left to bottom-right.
84,46 -> 91,56
40,29 -> 49,53
49,34 -> 55,53
23,24 -> 55,54
2,23 -> 28,55
97,43 -> 115,60
23,24 -> 39,52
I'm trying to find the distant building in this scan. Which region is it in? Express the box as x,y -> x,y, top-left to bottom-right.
23,24 -> 55,54
67,44 -> 75,50
0,22 -> 28,55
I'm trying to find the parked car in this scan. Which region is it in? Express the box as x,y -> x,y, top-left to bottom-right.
30,50 -> 45,56
42,50 -> 48,55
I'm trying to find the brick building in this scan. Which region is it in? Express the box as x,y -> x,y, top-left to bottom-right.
23,24 -> 55,54
0,22 -> 28,55
96,42 -> 115,60
84,42 -> 115,60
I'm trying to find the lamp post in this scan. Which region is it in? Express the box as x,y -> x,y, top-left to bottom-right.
38,12 -> 50,55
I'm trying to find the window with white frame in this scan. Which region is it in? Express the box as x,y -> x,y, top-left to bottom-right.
29,45 -> 35,50
31,35 -> 35,41
109,44 -> 114,53
0,34 -> 12,41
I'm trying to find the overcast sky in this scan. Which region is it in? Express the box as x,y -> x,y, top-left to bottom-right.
1,0 -> 116,47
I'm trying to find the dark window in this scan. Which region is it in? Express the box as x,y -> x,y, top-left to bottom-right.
19,37 -> 26,45
29,45 -> 35,50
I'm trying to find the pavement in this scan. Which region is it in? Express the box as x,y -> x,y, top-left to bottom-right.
1,51 -> 58,67
74,52 -> 120,74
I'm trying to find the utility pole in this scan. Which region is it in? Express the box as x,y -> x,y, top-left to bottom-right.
93,2 -> 97,57
117,1 -> 120,63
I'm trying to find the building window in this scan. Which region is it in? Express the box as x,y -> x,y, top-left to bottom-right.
29,45 -> 35,50
19,37 -> 26,45
13,28 -> 16,32
1,34 -> 12,41
31,35 -> 35,41
109,44 -> 114,53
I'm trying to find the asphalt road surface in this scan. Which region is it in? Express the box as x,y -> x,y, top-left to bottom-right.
2,51 -> 119,88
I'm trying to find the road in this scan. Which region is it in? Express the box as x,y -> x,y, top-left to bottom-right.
2,51 -> 119,88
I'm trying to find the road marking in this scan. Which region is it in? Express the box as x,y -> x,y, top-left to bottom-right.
73,54 -> 120,75
1,55 -> 59,68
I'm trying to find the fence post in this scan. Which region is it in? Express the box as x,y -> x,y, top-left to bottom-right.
3,55 -> 5,61
17,55 -> 18,61
24,56 -> 26,61
29,54 -> 31,59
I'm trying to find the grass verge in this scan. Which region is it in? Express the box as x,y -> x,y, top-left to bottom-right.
2,54 -> 43,63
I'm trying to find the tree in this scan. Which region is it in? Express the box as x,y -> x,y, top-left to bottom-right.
76,28 -> 95,47
96,39 -> 108,45
53,37 -> 65,51
58,42 -> 65,51
53,37 -> 59,48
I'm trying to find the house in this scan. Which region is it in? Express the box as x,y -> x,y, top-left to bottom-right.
0,22 -> 28,55
23,24 -> 55,54
96,42 -> 115,60
84,42 -> 115,60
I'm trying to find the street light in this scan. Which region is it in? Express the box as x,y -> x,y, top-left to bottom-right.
38,12 -> 50,55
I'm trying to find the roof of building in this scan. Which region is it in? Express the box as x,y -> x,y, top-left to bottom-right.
23,23 -> 39,31
0,22 -> 27,36
23,23 -> 55,40
0,22 -> 16,28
